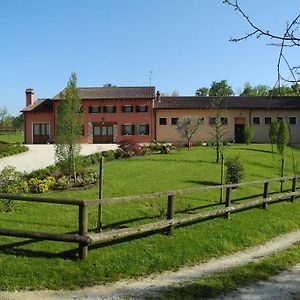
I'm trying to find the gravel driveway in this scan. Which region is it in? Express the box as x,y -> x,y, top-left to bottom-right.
0,144 -> 117,173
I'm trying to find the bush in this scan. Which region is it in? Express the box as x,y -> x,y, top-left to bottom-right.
53,176 -> 70,190
225,156 -> 245,185
102,150 -> 116,161
28,176 -> 56,193
0,166 -> 27,212
76,171 -> 99,187
244,123 -> 254,145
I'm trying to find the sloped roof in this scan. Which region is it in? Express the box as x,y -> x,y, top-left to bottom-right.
155,96 -> 300,109
21,99 -> 53,112
52,86 -> 156,100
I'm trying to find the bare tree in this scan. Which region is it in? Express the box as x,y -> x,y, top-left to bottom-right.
224,0 -> 300,87
176,116 -> 203,150
209,98 -> 228,163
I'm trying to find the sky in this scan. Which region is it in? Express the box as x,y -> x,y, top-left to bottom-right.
0,0 -> 299,116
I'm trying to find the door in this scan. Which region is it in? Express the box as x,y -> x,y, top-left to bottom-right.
93,123 -> 114,143
235,124 -> 245,143
33,123 -> 50,144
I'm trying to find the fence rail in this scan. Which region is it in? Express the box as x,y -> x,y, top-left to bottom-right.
0,128 -> 23,135
0,175 -> 299,259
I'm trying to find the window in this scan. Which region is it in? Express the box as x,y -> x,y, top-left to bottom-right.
289,117 -> 297,125
221,117 -> 228,125
252,117 -> 260,125
88,106 -> 101,113
33,123 -> 50,136
122,124 -> 134,135
122,105 -> 133,113
209,117 -> 216,125
103,106 -> 116,113
136,105 -> 148,112
277,116 -> 283,121
159,118 -> 167,125
197,117 -> 205,125
138,124 -> 149,135
171,118 -> 179,125
265,117 -> 272,125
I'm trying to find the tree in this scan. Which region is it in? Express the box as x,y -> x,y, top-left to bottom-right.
54,73 -> 83,180
277,120 -> 289,191
240,83 -> 270,96
195,80 -> 234,97
195,87 -> 209,96
209,80 -> 234,96
209,97 -> 227,163
224,1 -> 300,86
12,114 -> 24,129
0,106 -> 8,127
244,123 -> 254,145
269,119 -> 280,158
102,83 -> 116,88
176,116 -> 203,150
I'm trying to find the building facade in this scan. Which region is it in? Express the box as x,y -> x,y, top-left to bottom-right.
21,87 -> 300,145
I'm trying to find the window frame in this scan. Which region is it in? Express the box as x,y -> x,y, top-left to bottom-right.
103,105 -> 116,113
171,117 -> 179,125
159,118 -> 167,125
264,117 -> 272,125
136,105 -> 148,113
88,106 -> 101,113
121,124 -> 134,136
289,116 -> 297,125
122,105 -> 133,113
138,124 -> 149,135
221,117 -> 228,125
252,116 -> 261,125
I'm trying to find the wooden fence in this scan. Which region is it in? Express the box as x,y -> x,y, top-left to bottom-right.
0,128 -> 23,135
0,175 -> 299,259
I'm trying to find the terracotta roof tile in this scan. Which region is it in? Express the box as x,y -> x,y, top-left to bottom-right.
21,99 -> 53,112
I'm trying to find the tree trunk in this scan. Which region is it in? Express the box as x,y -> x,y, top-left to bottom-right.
280,156 -> 284,192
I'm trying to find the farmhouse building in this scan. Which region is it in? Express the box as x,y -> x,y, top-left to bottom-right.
21,86 -> 300,144
21,87 -> 155,144
155,96 -> 300,144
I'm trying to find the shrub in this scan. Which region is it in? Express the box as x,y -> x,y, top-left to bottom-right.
53,176 -> 70,190
244,123 -> 254,145
225,156 -> 245,185
102,150 -> 116,161
28,176 -> 56,193
0,166 -> 27,212
76,171 -> 99,187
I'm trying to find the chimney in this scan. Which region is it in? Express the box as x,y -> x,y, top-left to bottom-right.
25,88 -> 35,106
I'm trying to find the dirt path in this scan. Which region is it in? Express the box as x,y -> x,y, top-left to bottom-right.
1,230 -> 300,300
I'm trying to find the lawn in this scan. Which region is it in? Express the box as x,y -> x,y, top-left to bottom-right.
0,144 -> 300,291
0,133 -> 24,144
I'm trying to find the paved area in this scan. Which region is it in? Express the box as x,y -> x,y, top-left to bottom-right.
1,230 -> 300,300
0,144 -> 117,173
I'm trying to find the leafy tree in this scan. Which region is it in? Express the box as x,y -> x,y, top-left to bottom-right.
103,83 -> 116,88
12,114 -> 24,129
225,156 -> 245,184
196,80 -> 234,97
54,73 -> 83,180
176,116 -> 203,150
240,83 -> 270,96
195,87 -> 209,96
277,120 -> 289,191
269,119 -> 279,157
0,106 -> 8,127
244,123 -> 254,145
209,80 -> 234,96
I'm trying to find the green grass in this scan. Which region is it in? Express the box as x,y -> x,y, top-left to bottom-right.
154,242 -> 300,299
1,144 -> 300,291
0,133 -> 24,144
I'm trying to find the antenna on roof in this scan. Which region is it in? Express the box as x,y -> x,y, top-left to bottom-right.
149,70 -> 153,86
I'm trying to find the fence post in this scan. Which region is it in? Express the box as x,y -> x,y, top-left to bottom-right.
97,156 -> 104,232
225,187 -> 231,219
262,181 -> 269,209
167,194 -> 175,235
79,204 -> 88,259
291,176 -> 297,203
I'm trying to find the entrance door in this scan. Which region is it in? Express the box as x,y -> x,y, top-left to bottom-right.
33,123 -> 50,144
234,124 -> 245,143
93,123 -> 114,143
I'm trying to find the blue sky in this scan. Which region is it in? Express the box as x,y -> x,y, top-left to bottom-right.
0,0 -> 299,115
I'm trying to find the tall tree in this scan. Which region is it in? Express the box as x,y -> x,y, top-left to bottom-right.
277,120 -> 289,191
0,106 -> 8,127
240,83 -> 270,96
102,83 -> 116,88
176,116 -> 203,150
269,119 -> 279,159
55,73 -> 83,180
195,87 -> 209,96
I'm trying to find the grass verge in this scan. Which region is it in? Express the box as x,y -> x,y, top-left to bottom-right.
154,242 -> 300,299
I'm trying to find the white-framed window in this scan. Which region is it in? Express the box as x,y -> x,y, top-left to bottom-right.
171,117 -> 179,125
265,117 -> 272,125
122,105 -> 133,113
136,105 -> 148,112
159,118 -> 167,125
252,116 -> 260,125
121,124 -> 134,135
289,116 -> 297,125
138,124 -> 149,135
103,105 -> 116,113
